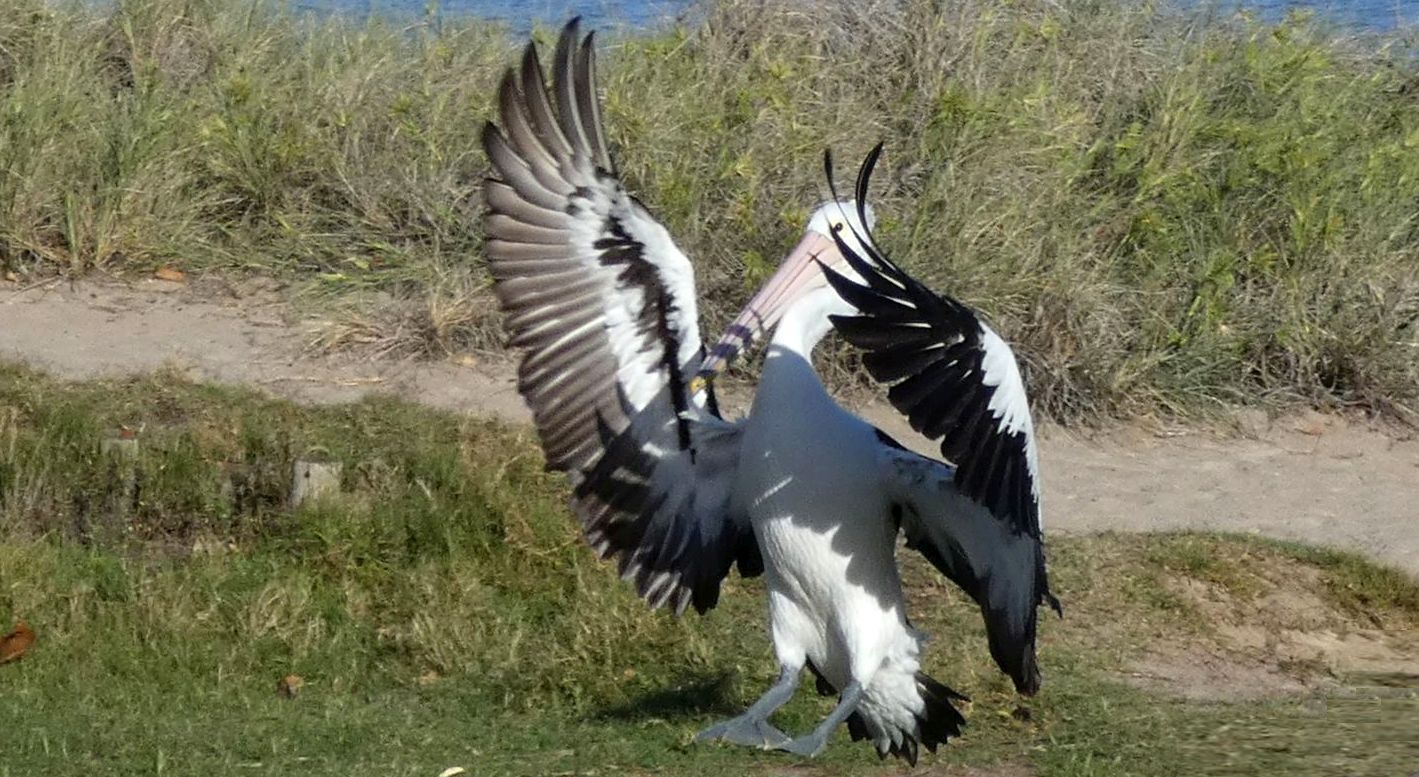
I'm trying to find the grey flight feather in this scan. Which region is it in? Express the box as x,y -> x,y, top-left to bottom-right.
482,18 -> 759,615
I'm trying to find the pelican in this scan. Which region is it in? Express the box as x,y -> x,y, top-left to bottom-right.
481,19 -> 1059,764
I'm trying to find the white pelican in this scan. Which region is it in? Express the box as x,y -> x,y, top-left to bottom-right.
481,19 -> 1059,765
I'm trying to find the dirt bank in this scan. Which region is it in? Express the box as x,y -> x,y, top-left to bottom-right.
3,277 -> 1416,575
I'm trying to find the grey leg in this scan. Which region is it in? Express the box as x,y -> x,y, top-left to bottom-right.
695,665 -> 800,749
778,680 -> 864,758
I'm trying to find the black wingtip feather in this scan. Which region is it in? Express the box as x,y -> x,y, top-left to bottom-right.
520,35 -> 541,70
481,120 -> 503,149
854,141 -> 884,224
573,28 -> 614,173
561,15 -> 582,40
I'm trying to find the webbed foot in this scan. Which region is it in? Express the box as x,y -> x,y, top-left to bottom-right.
776,678 -> 863,759
777,731 -> 831,758
695,715 -> 792,749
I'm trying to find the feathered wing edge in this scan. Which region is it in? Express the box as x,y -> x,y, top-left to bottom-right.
482,18 -> 759,615
817,147 -> 1060,692
818,143 -> 1053,542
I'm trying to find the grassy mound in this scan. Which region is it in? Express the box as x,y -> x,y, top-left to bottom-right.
1,365 -> 1416,775
0,0 -> 1416,417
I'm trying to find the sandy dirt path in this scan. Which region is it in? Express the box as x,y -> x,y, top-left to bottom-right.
3,278 -> 1416,575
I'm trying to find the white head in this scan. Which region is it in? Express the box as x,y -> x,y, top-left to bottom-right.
806,199 -> 876,250
696,199 -> 876,380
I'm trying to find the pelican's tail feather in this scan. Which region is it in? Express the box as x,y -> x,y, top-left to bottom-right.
835,668 -> 966,766
910,671 -> 968,756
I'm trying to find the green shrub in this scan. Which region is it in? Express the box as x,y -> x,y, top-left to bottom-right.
1,0 -> 1415,420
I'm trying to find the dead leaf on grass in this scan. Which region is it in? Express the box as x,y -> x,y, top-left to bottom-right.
0,621 -> 36,664
276,673 -> 305,698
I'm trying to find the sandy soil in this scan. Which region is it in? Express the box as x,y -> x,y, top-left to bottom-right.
1126,567 -> 1419,701
3,277 -> 1417,577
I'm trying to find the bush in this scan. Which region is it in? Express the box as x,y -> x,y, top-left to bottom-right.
1,0 -> 1415,420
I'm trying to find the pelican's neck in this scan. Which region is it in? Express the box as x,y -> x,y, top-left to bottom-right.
768,285 -> 852,361
753,285 -> 855,424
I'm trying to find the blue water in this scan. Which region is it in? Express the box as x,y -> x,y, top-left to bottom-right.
301,0 -> 697,31
299,0 -> 1418,34
1216,0 -> 1417,29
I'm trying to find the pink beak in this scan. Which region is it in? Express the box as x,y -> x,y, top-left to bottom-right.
694,231 -> 842,388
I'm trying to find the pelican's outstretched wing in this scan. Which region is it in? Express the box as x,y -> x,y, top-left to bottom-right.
482,19 -> 759,615
821,147 -> 1059,693
875,435 -> 1056,695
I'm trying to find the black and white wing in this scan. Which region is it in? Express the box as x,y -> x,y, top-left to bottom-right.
821,147 -> 1059,693
481,19 -> 759,615
875,437 -> 1055,695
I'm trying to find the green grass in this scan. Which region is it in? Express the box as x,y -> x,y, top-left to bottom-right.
1,364 -> 1417,776
1,0 -> 1417,420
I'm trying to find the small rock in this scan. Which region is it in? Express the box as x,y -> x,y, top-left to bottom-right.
1294,410 -> 1331,437
290,457 -> 342,508
1234,407 -> 1270,438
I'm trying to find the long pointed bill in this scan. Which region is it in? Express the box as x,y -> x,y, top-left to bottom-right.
692,231 -> 842,392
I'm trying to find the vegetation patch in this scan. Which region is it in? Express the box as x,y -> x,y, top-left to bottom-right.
1,0 -> 1417,420
0,365 -> 1415,775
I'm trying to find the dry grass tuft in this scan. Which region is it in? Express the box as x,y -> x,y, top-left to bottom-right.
1,0 -> 1416,421
309,271 -> 502,358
